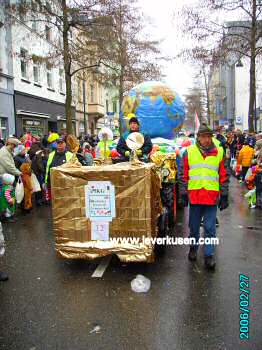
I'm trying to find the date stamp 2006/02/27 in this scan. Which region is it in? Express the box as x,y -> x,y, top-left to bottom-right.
239,273 -> 251,341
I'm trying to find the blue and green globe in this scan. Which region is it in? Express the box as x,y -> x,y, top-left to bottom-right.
121,81 -> 185,139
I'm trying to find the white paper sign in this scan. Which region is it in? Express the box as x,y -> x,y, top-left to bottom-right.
91,222 -> 109,241
85,181 -> 116,222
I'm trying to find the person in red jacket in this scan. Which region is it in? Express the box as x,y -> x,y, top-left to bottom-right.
179,124 -> 230,270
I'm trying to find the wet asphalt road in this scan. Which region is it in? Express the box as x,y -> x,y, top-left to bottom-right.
0,177 -> 261,350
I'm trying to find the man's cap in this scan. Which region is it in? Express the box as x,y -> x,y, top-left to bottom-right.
7,137 -> 20,146
129,117 -> 140,125
197,124 -> 213,136
57,136 -> 66,143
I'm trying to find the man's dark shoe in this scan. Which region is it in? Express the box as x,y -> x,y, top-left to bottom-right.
188,247 -> 197,261
0,271 -> 8,281
204,256 -> 216,270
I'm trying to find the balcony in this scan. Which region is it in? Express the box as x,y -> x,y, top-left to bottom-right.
88,103 -> 105,116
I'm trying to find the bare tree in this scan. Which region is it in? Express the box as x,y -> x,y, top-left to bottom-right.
88,0 -> 165,111
184,87 -> 206,127
179,0 -> 262,132
7,0 -> 164,133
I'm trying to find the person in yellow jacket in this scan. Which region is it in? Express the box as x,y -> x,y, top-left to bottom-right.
179,124 -> 230,270
45,137 -> 73,200
237,141 -> 255,182
95,139 -> 113,159
95,127 -> 113,159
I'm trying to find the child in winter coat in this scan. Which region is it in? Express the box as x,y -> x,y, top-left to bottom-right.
20,163 -> 33,212
83,144 -> 94,165
246,164 -> 259,190
0,174 -> 16,222
244,189 -> 256,209
254,164 -> 262,209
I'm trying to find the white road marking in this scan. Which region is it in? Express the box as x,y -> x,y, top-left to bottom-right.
91,255 -> 112,278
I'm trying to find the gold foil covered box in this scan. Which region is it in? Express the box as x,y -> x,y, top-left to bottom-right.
51,162 -> 162,262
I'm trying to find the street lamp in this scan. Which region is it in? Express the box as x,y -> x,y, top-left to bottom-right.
82,79 -> 87,135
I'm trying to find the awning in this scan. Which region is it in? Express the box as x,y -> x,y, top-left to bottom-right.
57,115 -> 76,121
57,115 -> 66,121
17,110 -> 51,119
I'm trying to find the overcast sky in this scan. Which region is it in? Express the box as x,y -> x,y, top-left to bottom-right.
138,0 -> 196,97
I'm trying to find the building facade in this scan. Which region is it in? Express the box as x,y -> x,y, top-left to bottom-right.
73,71 -> 106,137
234,56 -> 262,132
209,57 -> 262,132
0,5 -> 15,138
209,20 -> 262,132
209,62 -> 236,130
74,73 -> 120,137
7,0 -> 76,137
2,1 -> 120,138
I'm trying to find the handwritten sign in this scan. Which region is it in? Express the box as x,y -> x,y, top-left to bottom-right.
85,181 -> 115,222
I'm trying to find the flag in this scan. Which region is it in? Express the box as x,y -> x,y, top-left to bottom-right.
195,111 -> 200,135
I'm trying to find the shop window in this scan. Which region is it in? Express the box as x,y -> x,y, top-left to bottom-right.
0,118 -> 7,140
22,119 -> 44,136
20,48 -> 28,79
